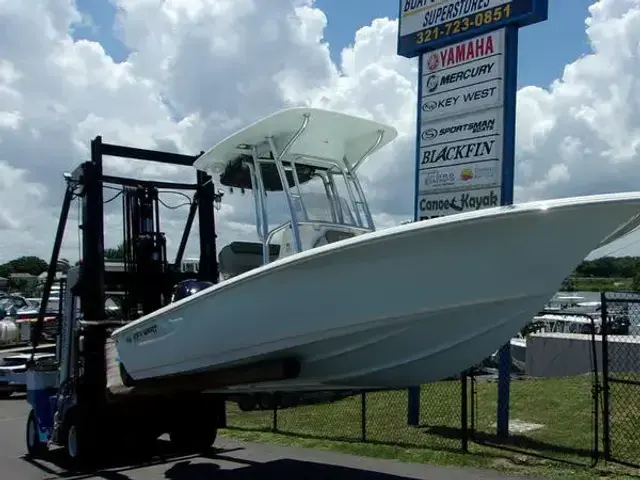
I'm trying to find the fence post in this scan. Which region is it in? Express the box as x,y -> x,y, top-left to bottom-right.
272,393 -> 279,432
470,372 -> 476,436
496,342 -> 511,438
600,292 -> 611,460
588,307 -> 601,466
361,391 -> 367,442
407,386 -> 420,426
461,371 -> 468,452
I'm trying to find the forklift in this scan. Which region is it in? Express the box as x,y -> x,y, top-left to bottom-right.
25,137 -> 226,465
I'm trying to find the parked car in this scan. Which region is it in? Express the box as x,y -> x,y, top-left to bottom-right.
0,353 -> 55,398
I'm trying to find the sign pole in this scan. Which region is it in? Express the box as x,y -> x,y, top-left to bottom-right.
397,0 -> 549,439
496,24 -> 519,439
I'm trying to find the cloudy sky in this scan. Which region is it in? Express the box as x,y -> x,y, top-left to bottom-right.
1,0 -> 640,265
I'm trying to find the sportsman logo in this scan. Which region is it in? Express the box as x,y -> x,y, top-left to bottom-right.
421,128 -> 438,141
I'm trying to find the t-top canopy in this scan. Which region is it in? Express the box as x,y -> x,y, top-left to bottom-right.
193,107 -> 398,191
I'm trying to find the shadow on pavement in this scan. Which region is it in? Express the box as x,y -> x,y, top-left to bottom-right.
22,440 -> 420,479
164,458 -> 420,479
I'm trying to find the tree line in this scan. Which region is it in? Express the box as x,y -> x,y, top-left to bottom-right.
0,248 -> 124,296
3,253 -> 640,290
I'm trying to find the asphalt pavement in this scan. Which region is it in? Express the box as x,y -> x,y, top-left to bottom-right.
0,396 -> 542,479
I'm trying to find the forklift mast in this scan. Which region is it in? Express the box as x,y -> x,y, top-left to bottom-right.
30,135 -> 221,363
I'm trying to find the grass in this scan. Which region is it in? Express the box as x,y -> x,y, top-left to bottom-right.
571,277 -> 633,292
221,376 -> 640,479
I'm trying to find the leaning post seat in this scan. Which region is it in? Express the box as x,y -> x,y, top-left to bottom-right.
218,242 -> 281,277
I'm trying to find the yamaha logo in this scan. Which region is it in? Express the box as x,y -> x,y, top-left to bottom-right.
425,74 -> 439,93
427,53 -> 439,72
422,128 -> 438,141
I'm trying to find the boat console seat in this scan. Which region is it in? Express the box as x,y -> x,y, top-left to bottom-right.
218,242 -> 281,277
313,229 -> 357,248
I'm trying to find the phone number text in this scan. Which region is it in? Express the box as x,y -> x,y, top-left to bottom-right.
416,4 -> 512,45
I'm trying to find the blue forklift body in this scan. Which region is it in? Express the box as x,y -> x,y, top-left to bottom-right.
26,368 -> 59,443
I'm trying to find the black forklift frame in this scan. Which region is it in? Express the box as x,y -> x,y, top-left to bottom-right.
31,135 -> 220,353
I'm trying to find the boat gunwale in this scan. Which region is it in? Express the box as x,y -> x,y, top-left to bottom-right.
112,191 -> 640,338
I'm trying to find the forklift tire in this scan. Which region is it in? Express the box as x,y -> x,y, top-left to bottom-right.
237,395 -> 257,412
63,417 -> 95,468
169,425 -> 217,454
26,410 -> 46,458
259,393 -> 277,410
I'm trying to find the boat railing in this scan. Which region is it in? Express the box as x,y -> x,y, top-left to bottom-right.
242,111 -> 385,260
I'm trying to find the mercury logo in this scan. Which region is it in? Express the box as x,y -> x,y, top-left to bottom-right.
425,75 -> 439,93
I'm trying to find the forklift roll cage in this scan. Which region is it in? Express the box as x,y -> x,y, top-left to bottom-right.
31,136 -> 221,352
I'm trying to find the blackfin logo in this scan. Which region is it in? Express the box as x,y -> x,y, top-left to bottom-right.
460,168 -> 473,181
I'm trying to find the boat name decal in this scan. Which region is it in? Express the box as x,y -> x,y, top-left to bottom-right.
125,324 -> 158,344
421,139 -> 495,165
419,189 -> 498,212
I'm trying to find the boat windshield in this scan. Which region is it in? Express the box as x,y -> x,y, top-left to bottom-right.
264,181 -> 371,259
291,190 -> 357,226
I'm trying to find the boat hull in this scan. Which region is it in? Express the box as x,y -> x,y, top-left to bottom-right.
111,193 -> 640,391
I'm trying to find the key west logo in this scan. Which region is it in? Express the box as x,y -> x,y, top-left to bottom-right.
422,85 -> 498,113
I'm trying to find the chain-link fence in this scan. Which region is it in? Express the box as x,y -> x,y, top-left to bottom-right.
601,292 -> 640,468
469,372 -> 599,466
225,380 -> 467,451
221,294 -> 640,470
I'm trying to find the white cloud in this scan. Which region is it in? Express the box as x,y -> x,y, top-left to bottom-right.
1,0 -> 640,265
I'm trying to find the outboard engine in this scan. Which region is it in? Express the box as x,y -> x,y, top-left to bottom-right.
170,279 -> 214,303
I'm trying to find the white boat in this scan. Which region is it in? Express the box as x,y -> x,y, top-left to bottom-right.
111,107 -> 640,392
498,309 -> 602,373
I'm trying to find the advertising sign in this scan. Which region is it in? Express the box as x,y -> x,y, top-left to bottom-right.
421,79 -> 503,120
422,28 -> 504,74
420,107 -> 502,146
397,0 -> 549,58
417,28 -> 505,217
417,187 -> 500,220
418,160 -> 501,193
422,57 -> 502,94
419,136 -> 502,168
401,0 -> 549,434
